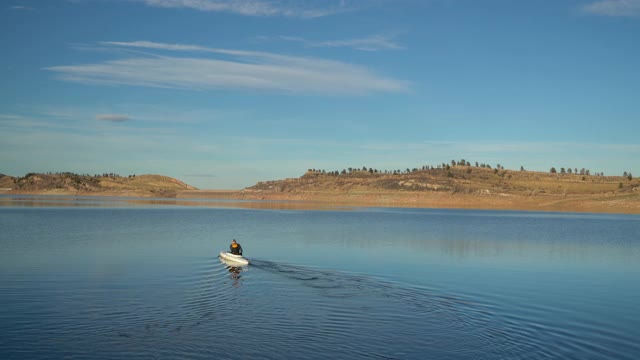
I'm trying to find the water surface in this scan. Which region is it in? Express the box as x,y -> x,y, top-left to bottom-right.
1,195 -> 639,359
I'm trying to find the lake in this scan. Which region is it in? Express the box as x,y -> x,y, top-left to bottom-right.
1,195 -> 639,359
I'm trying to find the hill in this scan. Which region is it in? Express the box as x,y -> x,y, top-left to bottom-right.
238,166 -> 640,214
248,166 -> 638,195
0,172 -> 197,197
3,167 -> 639,213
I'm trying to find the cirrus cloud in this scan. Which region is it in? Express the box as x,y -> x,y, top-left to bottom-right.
139,0 -> 355,18
583,0 -> 640,17
9,5 -> 35,10
96,114 -> 130,122
266,33 -> 405,52
46,41 -> 409,96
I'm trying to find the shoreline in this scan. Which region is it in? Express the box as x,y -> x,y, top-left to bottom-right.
224,190 -> 640,215
3,189 -> 638,214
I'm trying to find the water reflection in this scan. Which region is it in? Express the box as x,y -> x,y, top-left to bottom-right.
0,194 -> 349,210
228,266 -> 243,287
418,237 -> 639,267
301,210 -> 640,269
219,257 -> 246,287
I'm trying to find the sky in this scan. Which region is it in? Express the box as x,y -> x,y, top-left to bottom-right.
1,0 -> 639,189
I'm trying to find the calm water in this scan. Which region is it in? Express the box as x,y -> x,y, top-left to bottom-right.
1,195 -> 639,359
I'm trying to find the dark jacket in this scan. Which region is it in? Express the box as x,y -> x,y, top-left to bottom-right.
230,242 -> 243,255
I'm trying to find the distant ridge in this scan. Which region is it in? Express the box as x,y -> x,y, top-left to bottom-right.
0,173 -> 197,197
246,165 -> 637,196
236,164 -> 640,214
2,166 -> 639,213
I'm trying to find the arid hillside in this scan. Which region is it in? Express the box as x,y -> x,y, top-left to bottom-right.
0,173 -> 197,197
247,166 -> 638,196
3,167 -> 639,213
237,166 -> 640,214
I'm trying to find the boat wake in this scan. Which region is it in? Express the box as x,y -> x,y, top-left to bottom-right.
16,256 -> 633,360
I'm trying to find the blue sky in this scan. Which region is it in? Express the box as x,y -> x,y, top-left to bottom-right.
1,0 -> 639,189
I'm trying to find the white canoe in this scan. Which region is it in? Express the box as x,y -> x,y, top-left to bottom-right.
219,251 -> 249,265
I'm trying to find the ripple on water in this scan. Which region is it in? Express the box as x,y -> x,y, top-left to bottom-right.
222,260 -> 639,360
2,257 -> 639,360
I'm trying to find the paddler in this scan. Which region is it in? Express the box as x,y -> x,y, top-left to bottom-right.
229,239 -> 243,255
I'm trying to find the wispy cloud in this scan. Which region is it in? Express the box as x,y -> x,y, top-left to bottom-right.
8,5 -> 34,10
269,33 -> 405,51
46,41 -> 409,95
1,113 -> 92,133
583,0 -> 640,17
139,0 -> 355,18
101,40 -> 223,53
96,114 -> 130,122
0,114 -> 26,120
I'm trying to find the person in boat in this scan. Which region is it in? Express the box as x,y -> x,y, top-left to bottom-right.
229,239 -> 243,256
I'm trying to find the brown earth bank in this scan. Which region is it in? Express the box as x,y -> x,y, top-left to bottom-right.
198,166 -> 640,214
2,168 -> 639,214
206,190 -> 640,214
